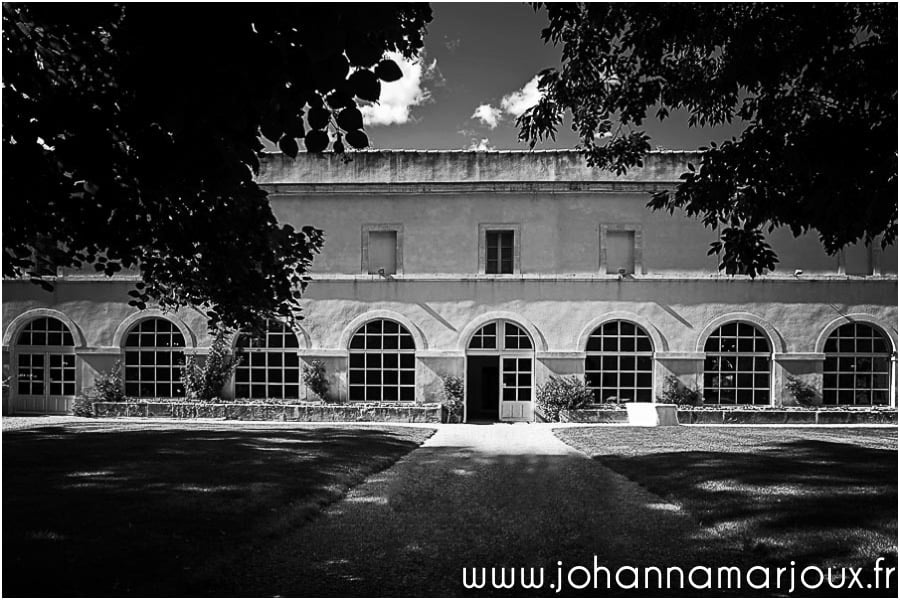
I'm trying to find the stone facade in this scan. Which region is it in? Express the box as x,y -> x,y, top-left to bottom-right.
2,150 -> 897,418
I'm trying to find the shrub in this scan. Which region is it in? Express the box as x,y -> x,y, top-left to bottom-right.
2,373 -> 10,409
92,360 -> 126,402
441,375 -> 464,423
72,396 -> 94,417
785,375 -> 818,407
303,360 -> 330,402
536,375 -> 594,422
182,330 -> 240,401
658,375 -> 703,406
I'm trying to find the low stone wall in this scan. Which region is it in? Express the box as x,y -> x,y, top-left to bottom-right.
559,409 -> 628,423
678,409 -> 897,425
558,407 -> 897,425
92,402 -> 443,423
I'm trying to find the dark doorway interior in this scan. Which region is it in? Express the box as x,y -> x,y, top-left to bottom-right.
466,356 -> 499,422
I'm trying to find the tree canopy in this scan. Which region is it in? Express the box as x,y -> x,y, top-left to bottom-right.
3,3 -> 431,330
520,3 -> 897,276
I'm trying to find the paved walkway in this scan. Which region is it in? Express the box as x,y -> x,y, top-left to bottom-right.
204,423 -> 735,596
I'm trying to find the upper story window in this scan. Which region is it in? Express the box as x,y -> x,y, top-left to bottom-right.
839,243 -> 875,276
479,224 -> 520,274
600,224 -> 643,275
486,230 -> 514,274
362,224 -> 403,275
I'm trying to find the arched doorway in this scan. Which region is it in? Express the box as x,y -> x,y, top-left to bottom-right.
465,319 -> 534,422
12,316 -> 78,414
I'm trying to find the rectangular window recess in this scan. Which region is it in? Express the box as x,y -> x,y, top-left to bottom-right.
368,231 -> 398,275
600,224 -> 643,275
361,224 -> 403,275
606,230 -> 636,275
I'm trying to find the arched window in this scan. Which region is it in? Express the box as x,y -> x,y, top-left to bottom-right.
584,320 -> 654,403
15,317 -> 77,399
123,318 -> 186,398
703,322 -> 771,405
348,319 -> 415,402
823,323 -> 892,405
234,321 -> 302,400
468,321 -> 533,351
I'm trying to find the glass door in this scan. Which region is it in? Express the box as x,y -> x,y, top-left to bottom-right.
500,354 -> 532,422
15,352 -> 76,414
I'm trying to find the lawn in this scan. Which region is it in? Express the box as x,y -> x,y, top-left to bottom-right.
555,426 -> 898,588
2,421 -> 433,597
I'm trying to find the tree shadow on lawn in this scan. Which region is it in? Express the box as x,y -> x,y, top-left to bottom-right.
557,429 -> 897,594
2,423 -> 433,597
211,447 -> 747,598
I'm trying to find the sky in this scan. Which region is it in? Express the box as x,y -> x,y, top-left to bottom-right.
361,3 -> 745,151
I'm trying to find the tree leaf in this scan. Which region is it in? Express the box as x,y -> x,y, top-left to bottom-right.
336,107 -> 364,132
307,106 -> 331,130
349,70 -> 381,102
374,58 -> 403,82
304,130 -> 329,153
326,85 -> 355,110
279,136 -> 299,158
344,129 -> 369,149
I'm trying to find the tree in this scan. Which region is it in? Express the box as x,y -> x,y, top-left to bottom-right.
520,3 -> 897,276
3,3 -> 431,329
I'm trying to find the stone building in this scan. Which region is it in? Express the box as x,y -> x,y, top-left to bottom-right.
2,150 -> 897,419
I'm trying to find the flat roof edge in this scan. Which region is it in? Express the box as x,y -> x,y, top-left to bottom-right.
257,149 -> 699,185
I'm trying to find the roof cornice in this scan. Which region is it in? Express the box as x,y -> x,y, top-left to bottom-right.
257,149 -> 700,186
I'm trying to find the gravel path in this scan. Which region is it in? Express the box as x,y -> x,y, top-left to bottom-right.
202,423 -> 735,596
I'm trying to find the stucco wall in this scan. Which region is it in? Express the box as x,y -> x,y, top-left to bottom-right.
3,278 -> 896,407
266,190 -> 895,277
260,150 -> 896,277
293,279 -> 897,353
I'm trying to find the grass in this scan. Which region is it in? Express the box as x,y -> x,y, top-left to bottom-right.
555,426 -> 898,586
2,421 -> 433,597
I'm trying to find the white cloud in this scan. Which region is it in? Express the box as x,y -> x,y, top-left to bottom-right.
469,74 -> 545,131
466,138 -> 495,151
360,51 -> 437,127
500,75 -> 543,117
471,104 -> 502,129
